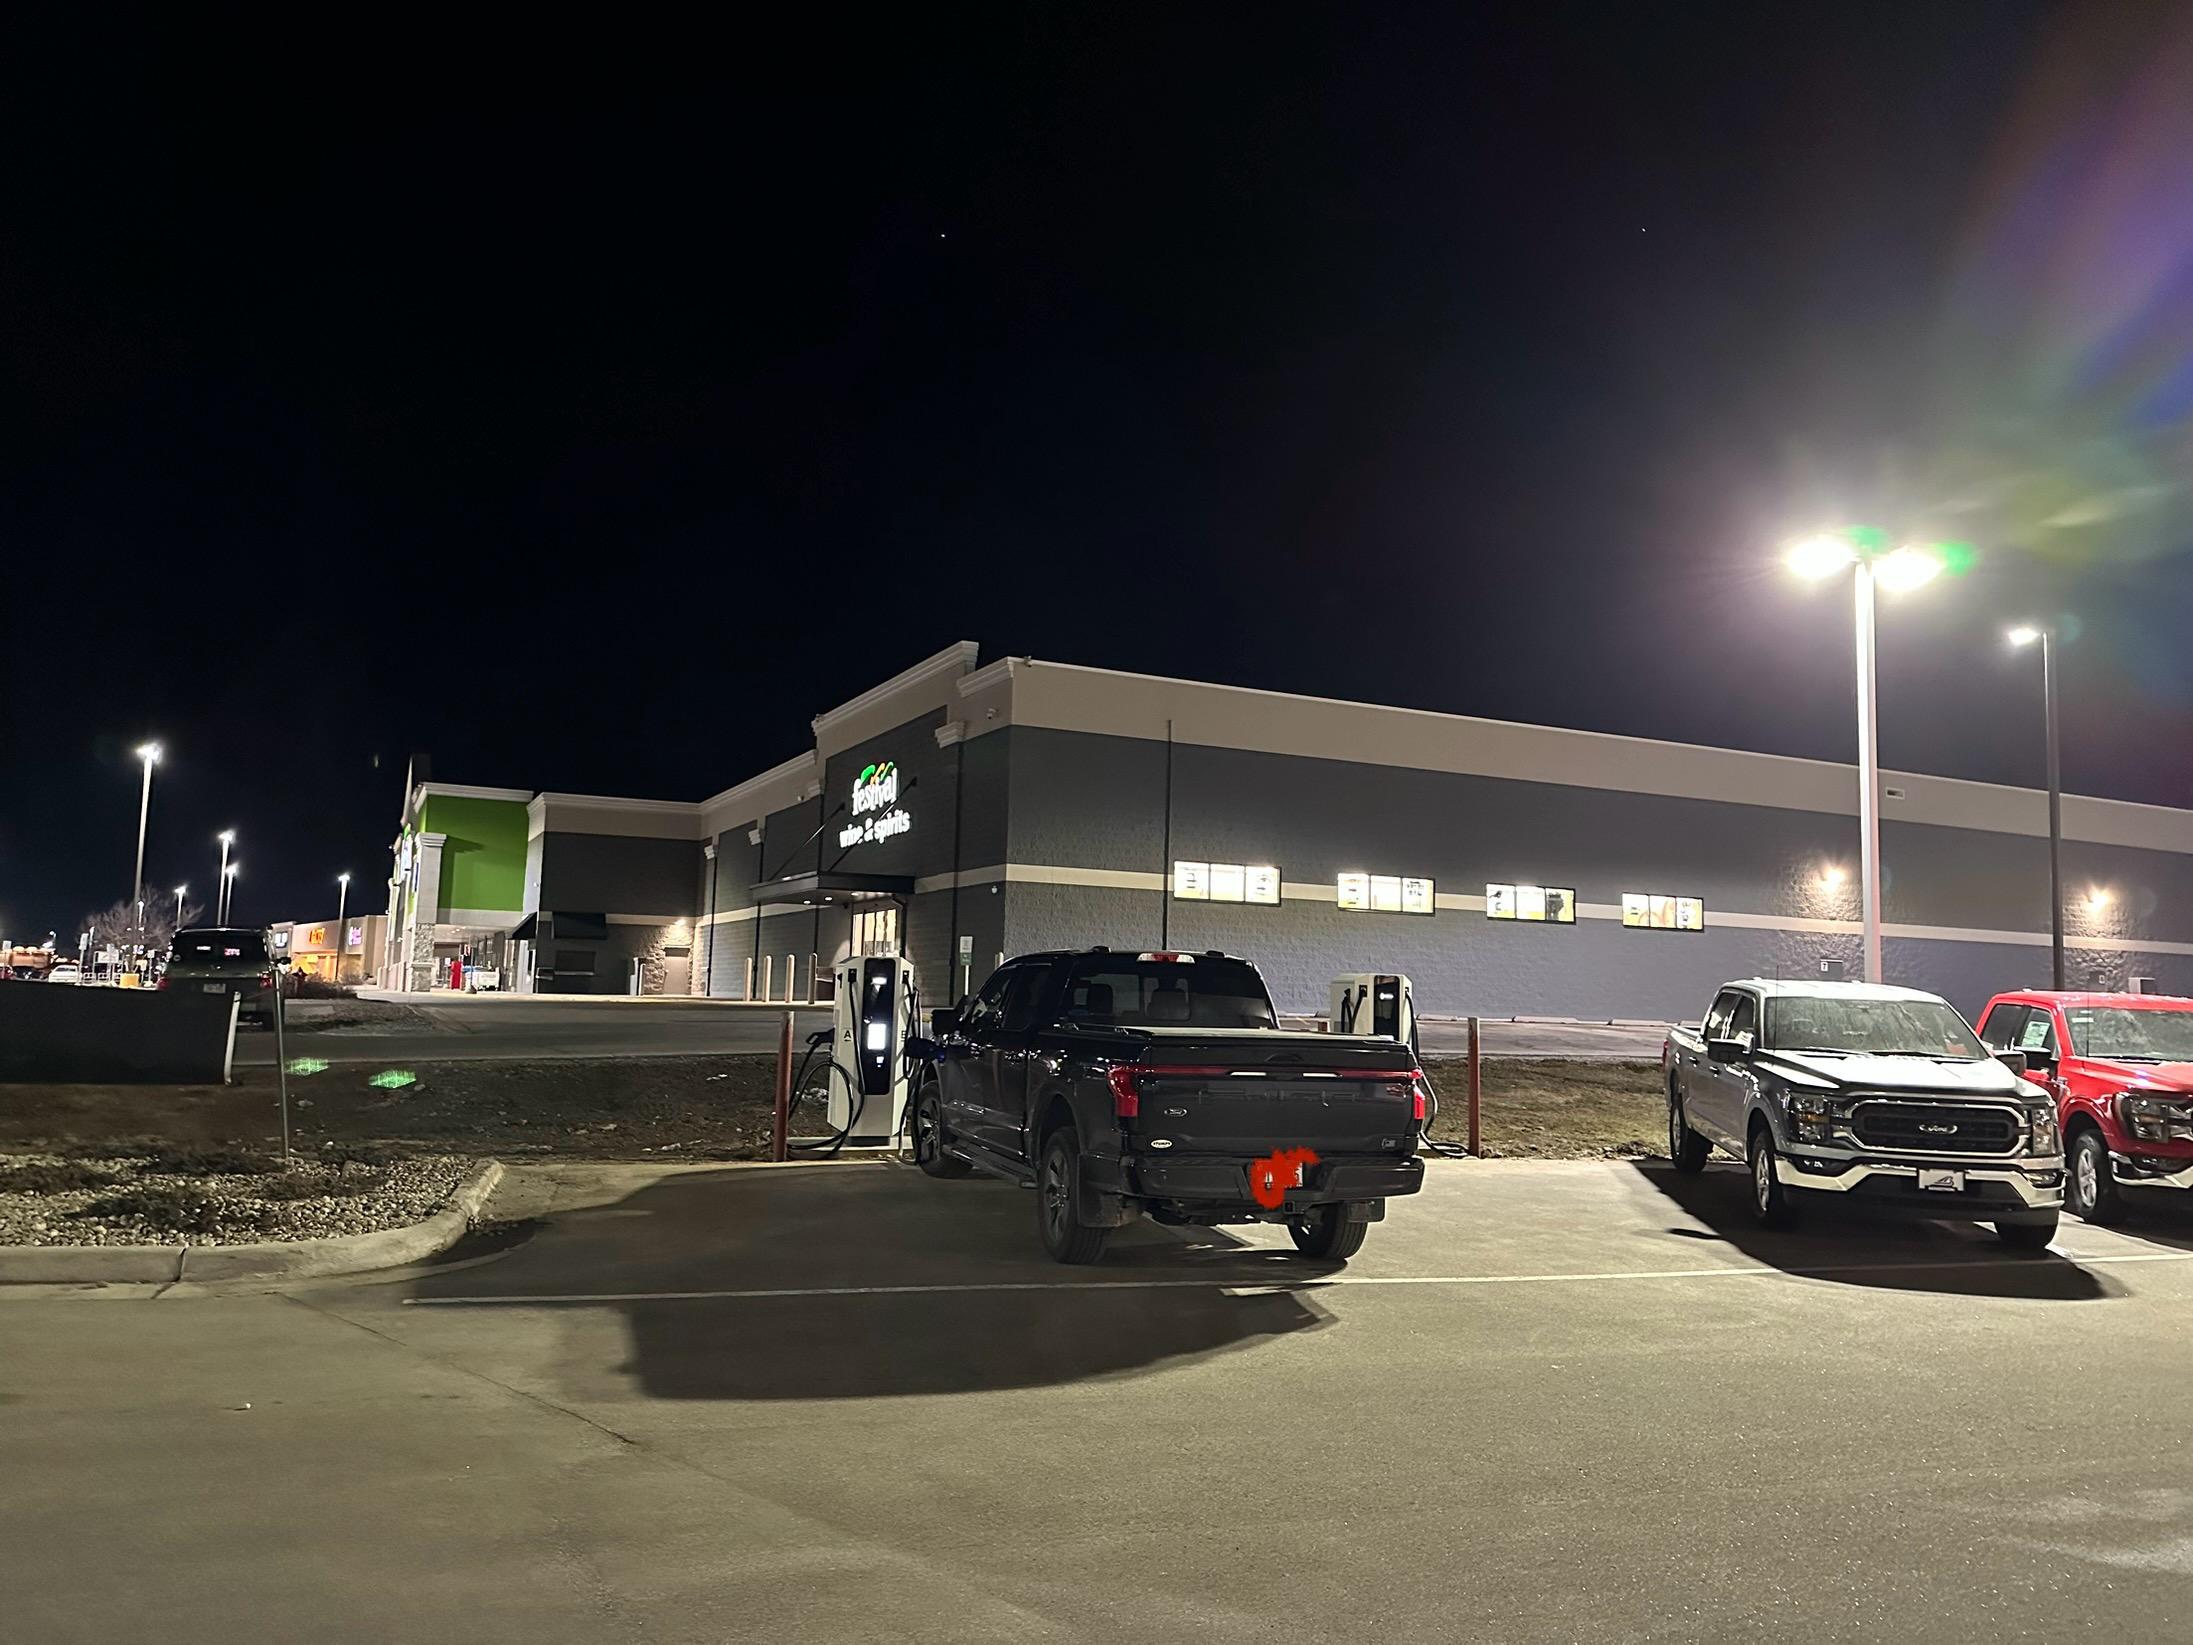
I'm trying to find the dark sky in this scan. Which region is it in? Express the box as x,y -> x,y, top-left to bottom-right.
6,3 -> 2192,941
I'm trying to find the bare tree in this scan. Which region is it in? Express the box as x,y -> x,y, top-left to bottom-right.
85,885 -> 206,954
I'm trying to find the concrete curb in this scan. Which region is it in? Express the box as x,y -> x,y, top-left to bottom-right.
0,1160 -> 504,1286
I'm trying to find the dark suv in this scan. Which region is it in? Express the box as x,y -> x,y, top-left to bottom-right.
162,927 -> 280,1026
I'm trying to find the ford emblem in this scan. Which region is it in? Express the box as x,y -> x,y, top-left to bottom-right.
1148,1138 -> 1174,1149
1918,1122 -> 1958,1135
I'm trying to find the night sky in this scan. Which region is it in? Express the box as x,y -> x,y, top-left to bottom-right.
6,4 -> 2192,942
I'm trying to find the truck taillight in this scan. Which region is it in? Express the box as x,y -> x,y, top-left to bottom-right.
1106,1066 -> 1140,1119
156,976 -> 168,990
1411,1077 -> 1428,1122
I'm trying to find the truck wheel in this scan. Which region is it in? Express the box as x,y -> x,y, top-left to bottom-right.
1996,1215 -> 2059,1252
1747,1122 -> 1798,1230
2066,1130 -> 2124,1225
1288,1205 -> 1368,1261
913,1079 -> 970,1179
1668,1085 -> 1710,1173
1037,1127 -> 1109,1264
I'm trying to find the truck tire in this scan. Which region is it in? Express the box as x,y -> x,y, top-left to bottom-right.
1747,1121 -> 1799,1230
1037,1126 -> 1110,1264
913,1078 -> 970,1179
1996,1215 -> 2059,1252
1288,1205 -> 1368,1261
2066,1129 -> 2124,1225
1668,1084 -> 1710,1173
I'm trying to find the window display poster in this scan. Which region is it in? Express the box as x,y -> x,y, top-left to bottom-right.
1336,872 -> 1369,910
1622,893 -> 1649,928
1544,887 -> 1575,923
1401,877 -> 1435,914
1516,884 -> 1548,922
1485,883 -> 1516,919
1370,875 -> 1404,912
1649,894 -> 1677,929
1172,861 -> 1209,901
1208,862 -> 1246,903
1245,865 -> 1281,906
1676,896 -> 1704,931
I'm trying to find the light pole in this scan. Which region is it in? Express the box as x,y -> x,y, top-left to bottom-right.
223,861 -> 240,925
216,831 -> 236,922
174,886 -> 188,930
336,872 -> 351,982
2008,623 -> 2065,989
131,743 -> 160,941
1786,530 -> 1953,983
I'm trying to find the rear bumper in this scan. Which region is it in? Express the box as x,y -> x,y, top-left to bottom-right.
1775,1152 -> 2063,1215
1119,1153 -> 1424,1208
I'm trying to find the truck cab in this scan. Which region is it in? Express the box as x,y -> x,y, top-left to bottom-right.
1664,979 -> 2063,1245
1976,990 -> 2193,1223
912,948 -> 1426,1265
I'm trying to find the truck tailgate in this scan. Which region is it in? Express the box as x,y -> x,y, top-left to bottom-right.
1113,1035 -> 1422,1156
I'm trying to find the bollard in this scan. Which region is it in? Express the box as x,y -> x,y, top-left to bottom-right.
273,967 -> 293,1163
771,1011 -> 792,1162
1466,1015 -> 1482,1158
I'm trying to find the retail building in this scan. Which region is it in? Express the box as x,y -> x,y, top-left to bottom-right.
383,642 -> 2193,1018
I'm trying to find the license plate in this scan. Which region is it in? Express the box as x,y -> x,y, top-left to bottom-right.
1917,1169 -> 1966,1192
201,982 -> 229,994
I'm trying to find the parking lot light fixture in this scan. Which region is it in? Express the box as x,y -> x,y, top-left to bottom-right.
216,831 -> 236,922
1785,533 -> 1859,580
174,885 -> 187,927
1782,527 -> 1956,984
130,743 -> 161,942
223,861 -> 240,924
1872,544 -> 1946,594
2007,622 -> 2065,987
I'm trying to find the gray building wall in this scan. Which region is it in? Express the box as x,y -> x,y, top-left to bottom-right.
536,832 -> 702,917
996,727 -> 2193,1022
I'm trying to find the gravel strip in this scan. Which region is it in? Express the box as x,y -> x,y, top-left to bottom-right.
0,1150 -> 477,1246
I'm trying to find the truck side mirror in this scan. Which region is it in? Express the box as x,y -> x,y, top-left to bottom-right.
929,1006 -> 960,1039
1992,1048 -> 2029,1076
2022,1047 -> 2056,1075
1706,1036 -> 1748,1065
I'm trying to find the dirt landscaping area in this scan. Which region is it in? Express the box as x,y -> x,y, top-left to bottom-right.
1422,1057 -> 1662,1158
0,1054 -> 1663,1168
0,1146 -> 475,1246
0,1056 -> 781,1165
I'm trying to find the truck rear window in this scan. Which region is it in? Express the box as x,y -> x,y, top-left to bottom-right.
1060,958 -> 1275,1030
171,930 -> 270,965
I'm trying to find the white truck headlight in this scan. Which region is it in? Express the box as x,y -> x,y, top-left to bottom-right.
2028,1104 -> 2059,1156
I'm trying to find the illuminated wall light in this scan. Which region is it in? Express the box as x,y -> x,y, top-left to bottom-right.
1817,866 -> 1846,890
2086,888 -> 2114,912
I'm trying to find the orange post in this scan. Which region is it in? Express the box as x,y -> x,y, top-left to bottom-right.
1466,1015 -> 1482,1157
771,1012 -> 793,1162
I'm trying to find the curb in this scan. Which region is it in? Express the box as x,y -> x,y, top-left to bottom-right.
0,1160 -> 504,1286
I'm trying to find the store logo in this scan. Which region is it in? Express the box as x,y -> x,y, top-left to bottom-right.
852,762 -> 898,815
841,760 -> 910,848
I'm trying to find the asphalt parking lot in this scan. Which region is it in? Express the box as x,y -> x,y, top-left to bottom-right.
9,1158 -> 2193,1643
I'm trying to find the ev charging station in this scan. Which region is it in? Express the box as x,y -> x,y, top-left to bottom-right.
1330,973 -> 1418,1054
827,952 -> 919,1145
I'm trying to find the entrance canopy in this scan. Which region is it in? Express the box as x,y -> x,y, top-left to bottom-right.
747,871 -> 914,909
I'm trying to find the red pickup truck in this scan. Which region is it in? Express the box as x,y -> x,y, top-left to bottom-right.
1975,990 -> 2193,1222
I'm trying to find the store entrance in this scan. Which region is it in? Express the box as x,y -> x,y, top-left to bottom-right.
851,903 -> 899,958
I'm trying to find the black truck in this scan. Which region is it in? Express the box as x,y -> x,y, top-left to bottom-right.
912,948 -> 1426,1264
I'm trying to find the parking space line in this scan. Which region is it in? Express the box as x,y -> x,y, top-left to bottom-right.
401,1248 -> 2193,1306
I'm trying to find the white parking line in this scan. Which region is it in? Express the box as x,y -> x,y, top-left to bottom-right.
402,1247 -> 2193,1306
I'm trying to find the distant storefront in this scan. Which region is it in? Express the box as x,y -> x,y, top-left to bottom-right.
270,914 -> 387,984
385,643 -> 2193,1019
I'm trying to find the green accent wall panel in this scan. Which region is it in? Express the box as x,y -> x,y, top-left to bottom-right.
420,795 -> 528,915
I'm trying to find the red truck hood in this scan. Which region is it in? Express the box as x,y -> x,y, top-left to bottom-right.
2083,1059 -> 2193,1093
